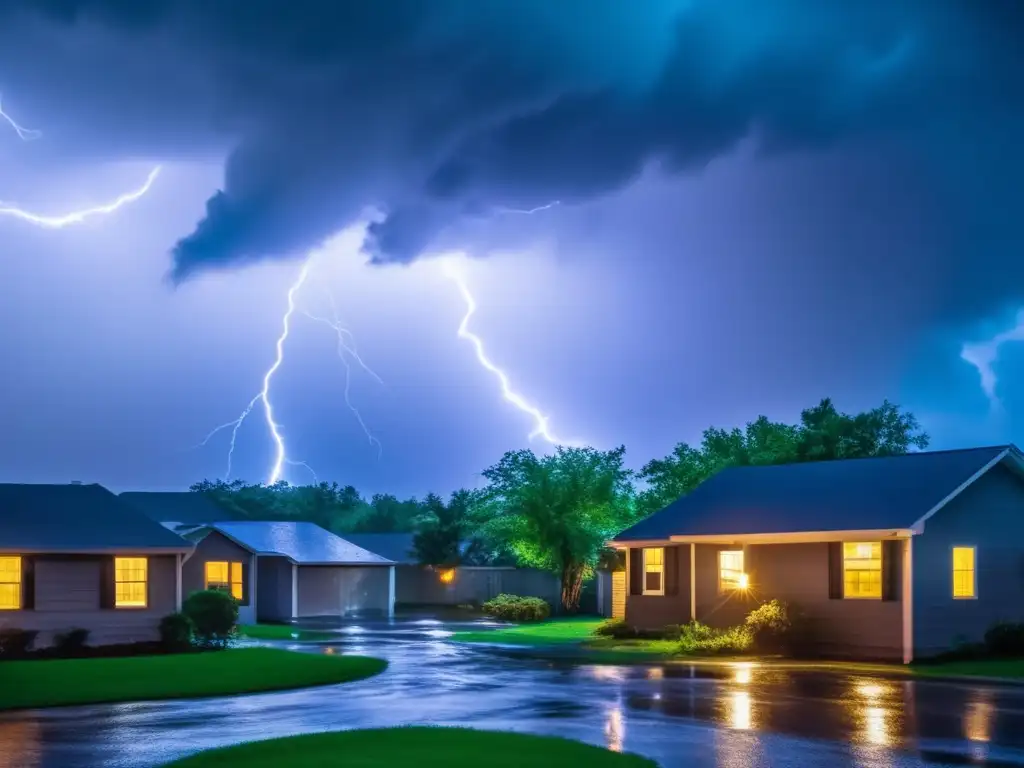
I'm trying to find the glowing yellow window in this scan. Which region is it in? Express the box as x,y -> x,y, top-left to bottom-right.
642,548 -> 664,595
0,556 -> 21,610
953,547 -> 976,599
205,561 -> 244,600
115,557 -> 148,608
843,542 -> 882,599
719,550 -> 746,591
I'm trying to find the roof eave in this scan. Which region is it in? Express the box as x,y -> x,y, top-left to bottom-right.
0,546 -> 193,555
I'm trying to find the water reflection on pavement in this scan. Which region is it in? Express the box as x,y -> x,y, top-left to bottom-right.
2,617 -> 1024,768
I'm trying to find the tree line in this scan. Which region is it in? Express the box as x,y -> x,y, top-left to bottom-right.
192,398 -> 929,611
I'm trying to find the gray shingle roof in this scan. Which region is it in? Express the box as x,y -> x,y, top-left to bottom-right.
0,483 -> 191,551
343,533 -> 417,564
120,491 -> 244,526
204,521 -> 394,565
616,446 -> 1014,541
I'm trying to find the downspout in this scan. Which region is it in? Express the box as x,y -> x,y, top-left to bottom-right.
176,545 -> 196,613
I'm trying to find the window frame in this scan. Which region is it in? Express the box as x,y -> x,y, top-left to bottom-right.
205,561 -> 245,602
642,547 -> 665,596
718,550 -> 745,593
842,541 -> 883,600
952,545 -> 977,600
114,557 -> 149,609
0,555 -> 22,611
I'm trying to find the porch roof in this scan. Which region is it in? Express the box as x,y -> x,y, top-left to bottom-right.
614,445 -> 1020,543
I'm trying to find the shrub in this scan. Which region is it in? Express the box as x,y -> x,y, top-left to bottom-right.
182,589 -> 238,648
53,628 -> 90,655
0,629 -> 38,659
678,621 -> 753,655
595,619 -> 636,638
159,612 -> 195,652
745,599 -> 791,653
482,594 -> 551,622
984,622 -> 1024,656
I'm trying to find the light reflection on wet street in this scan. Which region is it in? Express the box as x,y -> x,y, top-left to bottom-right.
2,617 -> 1024,767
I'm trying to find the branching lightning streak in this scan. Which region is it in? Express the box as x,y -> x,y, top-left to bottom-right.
0,166 -> 162,227
961,310 -> 1024,411
495,201 -> 561,215
0,95 -> 41,141
302,292 -> 384,458
445,263 -> 576,447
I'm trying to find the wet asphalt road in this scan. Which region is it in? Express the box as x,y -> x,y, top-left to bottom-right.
2,617 -> 1024,768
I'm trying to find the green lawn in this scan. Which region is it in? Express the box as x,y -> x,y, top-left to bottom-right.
452,618 -> 605,646
913,659 -> 1024,679
0,648 -> 387,711
237,624 -> 336,642
162,727 -> 655,767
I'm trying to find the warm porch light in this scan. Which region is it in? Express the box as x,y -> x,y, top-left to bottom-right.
439,568 -> 456,584
738,573 -> 750,589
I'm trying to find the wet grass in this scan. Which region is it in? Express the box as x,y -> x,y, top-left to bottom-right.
452,618 -> 604,646
237,624 -> 336,641
0,647 -> 387,711
913,659 -> 1024,679
161,726 -> 656,767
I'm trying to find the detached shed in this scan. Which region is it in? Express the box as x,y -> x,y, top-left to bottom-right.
188,522 -> 395,623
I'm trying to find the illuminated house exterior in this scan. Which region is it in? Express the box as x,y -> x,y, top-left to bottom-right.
0,483 -> 192,646
612,445 -> 1024,663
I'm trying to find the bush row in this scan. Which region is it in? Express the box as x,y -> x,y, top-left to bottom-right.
482,593 -> 552,622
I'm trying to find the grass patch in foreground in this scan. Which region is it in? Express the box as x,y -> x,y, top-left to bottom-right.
913,659 -> 1024,679
453,618 -> 604,646
163,726 -> 655,767
238,624 -> 336,641
0,647 -> 386,711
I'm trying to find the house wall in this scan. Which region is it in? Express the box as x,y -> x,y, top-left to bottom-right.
182,532 -> 256,625
256,555 -> 294,622
624,541 -> 905,661
2,554 -> 177,646
913,462 -> 1024,657
296,565 -> 392,617
394,565 -> 561,608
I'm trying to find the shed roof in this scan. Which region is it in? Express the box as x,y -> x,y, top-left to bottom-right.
201,521 -> 394,565
0,483 -> 191,552
615,445 -> 1019,542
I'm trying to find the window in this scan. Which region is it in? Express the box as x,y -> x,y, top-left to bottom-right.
953,546 -> 976,599
205,561 -> 244,600
642,548 -> 664,595
843,542 -> 882,599
115,557 -> 148,608
0,556 -> 21,610
719,550 -> 746,591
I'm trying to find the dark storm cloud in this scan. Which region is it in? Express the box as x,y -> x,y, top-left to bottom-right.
1,0 -> 1022,291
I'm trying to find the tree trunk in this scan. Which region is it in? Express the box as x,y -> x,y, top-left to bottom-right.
560,562 -> 586,613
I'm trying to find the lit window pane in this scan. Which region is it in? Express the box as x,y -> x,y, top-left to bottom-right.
843,542 -> 882,599
952,547 -> 976,598
719,550 -> 745,591
0,557 -> 22,610
114,557 -> 148,608
642,547 -> 664,595
0,583 -> 20,610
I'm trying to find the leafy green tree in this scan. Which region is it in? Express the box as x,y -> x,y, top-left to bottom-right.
638,398 -> 929,517
412,490 -> 473,566
477,446 -> 636,613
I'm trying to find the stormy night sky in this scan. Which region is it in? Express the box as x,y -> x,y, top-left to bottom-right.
0,1 -> 1022,496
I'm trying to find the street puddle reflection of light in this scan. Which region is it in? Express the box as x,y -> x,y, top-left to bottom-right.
728,691 -> 753,730
425,629 -> 453,639
732,661 -> 755,685
849,677 -> 898,748
339,626 -> 365,635
605,706 -> 624,752
588,666 -> 627,684
0,721 -> 40,768
965,695 -> 994,743
646,667 -> 663,680
414,618 -> 442,626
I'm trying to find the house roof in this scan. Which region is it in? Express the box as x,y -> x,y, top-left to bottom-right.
343,533 -> 417,564
615,445 -> 1020,542
200,521 -> 395,566
120,491 -> 244,526
0,483 -> 191,552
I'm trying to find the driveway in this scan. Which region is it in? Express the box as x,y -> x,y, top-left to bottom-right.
2,617 -> 1024,767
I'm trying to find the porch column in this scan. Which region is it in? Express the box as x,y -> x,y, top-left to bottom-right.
291,563 -> 298,619
387,565 -> 396,618
175,552 -> 183,612
902,537 -> 914,664
689,543 -> 697,622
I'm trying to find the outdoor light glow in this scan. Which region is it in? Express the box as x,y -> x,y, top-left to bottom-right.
439,568 -> 456,584
738,573 -> 750,589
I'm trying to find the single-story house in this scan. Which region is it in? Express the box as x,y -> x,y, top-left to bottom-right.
612,445 -> 1024,663
344,532 -> 562,609
0,483 -> 192,646
184,522 -> 395,624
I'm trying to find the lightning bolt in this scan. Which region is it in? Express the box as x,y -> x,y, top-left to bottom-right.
444,262 -> 577,447
0,95 -> 41,141
961,309 -> 1024,411
495,201 -> 561,215
0,166 -> 162,227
